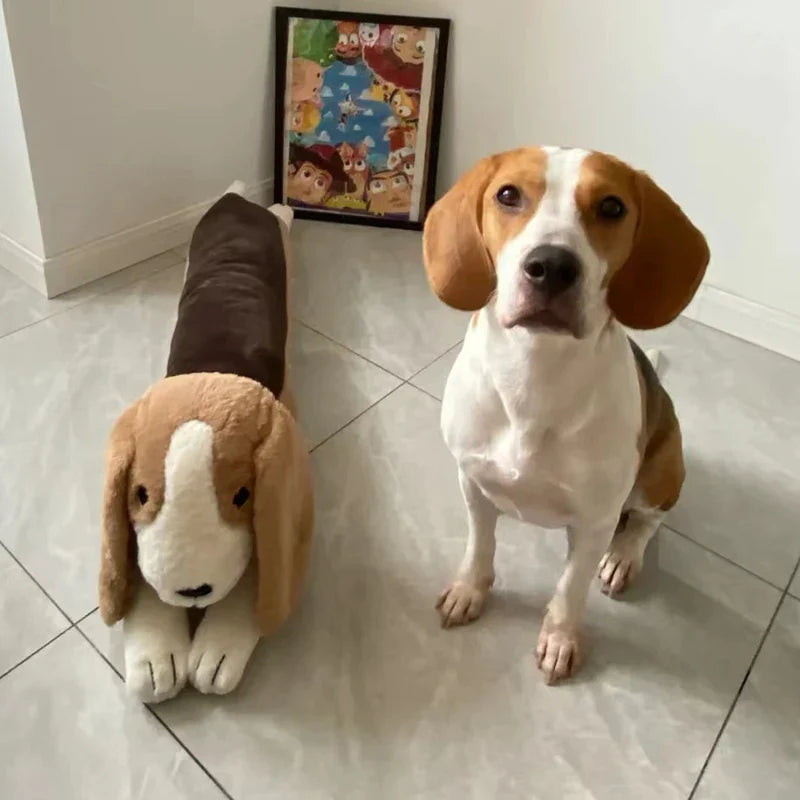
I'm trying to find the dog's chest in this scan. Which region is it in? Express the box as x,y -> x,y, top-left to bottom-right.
441,338 -> 640,528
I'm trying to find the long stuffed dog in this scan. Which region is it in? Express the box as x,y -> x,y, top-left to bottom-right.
98,184 -> 313,703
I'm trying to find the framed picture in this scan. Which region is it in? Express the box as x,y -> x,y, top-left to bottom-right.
273,7 -> 450,230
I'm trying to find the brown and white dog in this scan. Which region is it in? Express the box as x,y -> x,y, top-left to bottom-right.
423,146 -> 709,683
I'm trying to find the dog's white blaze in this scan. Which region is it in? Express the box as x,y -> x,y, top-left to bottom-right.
136,420 -> 252,608
494,147 -> 610,334
537,146 -> 585,242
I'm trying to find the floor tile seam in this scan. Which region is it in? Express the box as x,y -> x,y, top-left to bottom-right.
0,624 -> 74,682
406,340 -> 463,384
308,382 -> 405,454
686,555 -> 800,798
291,318 -> 407,381
73,624 -> 236,800
0,539 -> 75,624
0,253 -> 184,343
662,525 -> 785,592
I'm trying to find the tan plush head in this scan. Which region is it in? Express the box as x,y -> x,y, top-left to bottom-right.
423,146 -> 709,334
99,372 -> 313,635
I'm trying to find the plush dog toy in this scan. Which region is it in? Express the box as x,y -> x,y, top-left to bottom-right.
98,184 -> 313,703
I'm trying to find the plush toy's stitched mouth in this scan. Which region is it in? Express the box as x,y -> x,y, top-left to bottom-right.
176,583 -> 213,599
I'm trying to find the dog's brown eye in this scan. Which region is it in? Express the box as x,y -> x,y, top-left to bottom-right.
496,184 -> 522,208
233,487 -> 250,508
597,195 -> 626,220
136,485 -> 148,505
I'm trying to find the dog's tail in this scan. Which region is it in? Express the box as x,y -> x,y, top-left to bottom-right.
225,179 -> 247,197
645,348 -> 662,375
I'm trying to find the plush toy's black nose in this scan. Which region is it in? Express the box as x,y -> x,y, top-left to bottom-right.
176,583 -> 213,599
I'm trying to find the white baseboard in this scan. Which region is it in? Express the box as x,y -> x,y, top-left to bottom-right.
683,283 -> 800,362
0,230 -> 47,295
40,178 -> 274,298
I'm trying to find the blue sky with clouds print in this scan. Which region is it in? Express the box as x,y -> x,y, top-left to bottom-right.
301,59 -> 394,170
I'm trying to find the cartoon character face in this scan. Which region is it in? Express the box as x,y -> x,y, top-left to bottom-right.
335,21 -> 361,63
359,23 -> 380,47
367,171 -> 411,216
387,124 -> 417,154
391,26 -> 426,64
338,143 -> 370,198
400,153 -> 415,180
290,102 -> 321,134
365,77 -> 393,103
287,161 -> 332,205
291,58 -> 324,106
389,87 -> 420,122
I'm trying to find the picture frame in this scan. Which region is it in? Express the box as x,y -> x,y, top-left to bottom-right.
273,7 -> 450,231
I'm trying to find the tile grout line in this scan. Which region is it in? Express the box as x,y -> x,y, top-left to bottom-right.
309,383 -> 405,454
74,625 -> 236,800
0,253 -> 184,343
0,601 -> 99,683
663,525 -> 786,593
0,540 -> 74,625
0,626 -> 74,682
308,358 -> 452,456
303,333 -> 466,455
406,340 -> 462,384
75,606 -> 100,625
686,552 -> 800,799
406,382 -> 442,402
293,319 -> 407,381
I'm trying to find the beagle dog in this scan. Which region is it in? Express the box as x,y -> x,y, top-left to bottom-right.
99,187 -> 313,702
423,147 -> 709,683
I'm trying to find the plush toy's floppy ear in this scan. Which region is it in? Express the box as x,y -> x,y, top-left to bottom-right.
252,397 -> 313,636
608,171 -> 710,330
423,156 -> 498,311
99,402 -> 138,624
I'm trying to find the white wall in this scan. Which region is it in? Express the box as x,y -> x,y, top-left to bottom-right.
3,0 -> 799,342
3,0 -> 335,261
342,0 -> 800,323
0,5 -> 43,257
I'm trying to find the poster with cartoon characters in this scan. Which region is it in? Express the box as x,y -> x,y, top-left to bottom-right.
274,9 -> 449,228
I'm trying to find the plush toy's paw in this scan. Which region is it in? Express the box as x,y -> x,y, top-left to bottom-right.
125,644 -> 189,704
188,628 -> 258,695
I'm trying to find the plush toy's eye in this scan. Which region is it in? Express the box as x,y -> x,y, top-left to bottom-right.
136,485 -> 148,505
233,487 -> 250,508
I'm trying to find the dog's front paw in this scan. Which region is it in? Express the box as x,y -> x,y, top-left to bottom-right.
436,580 -> 489,628
536,615 -> 581,685
188,628 -> 258,695
598,543 -> 645,596
125,644 -> 189,704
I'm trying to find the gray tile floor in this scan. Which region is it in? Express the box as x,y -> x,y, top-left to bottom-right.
0,220 -> 798,799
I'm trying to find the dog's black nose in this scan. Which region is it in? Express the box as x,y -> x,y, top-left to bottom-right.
522,245 -> 581,296
176,583 -> 213,599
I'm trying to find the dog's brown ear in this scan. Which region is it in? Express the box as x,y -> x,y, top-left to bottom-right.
252,394 -> 313,636
608,171 -> 710,329
99,401 -> 139,624
423,156 -> 497,311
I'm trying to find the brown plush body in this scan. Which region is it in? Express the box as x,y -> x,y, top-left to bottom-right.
168,193 -> 288,396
